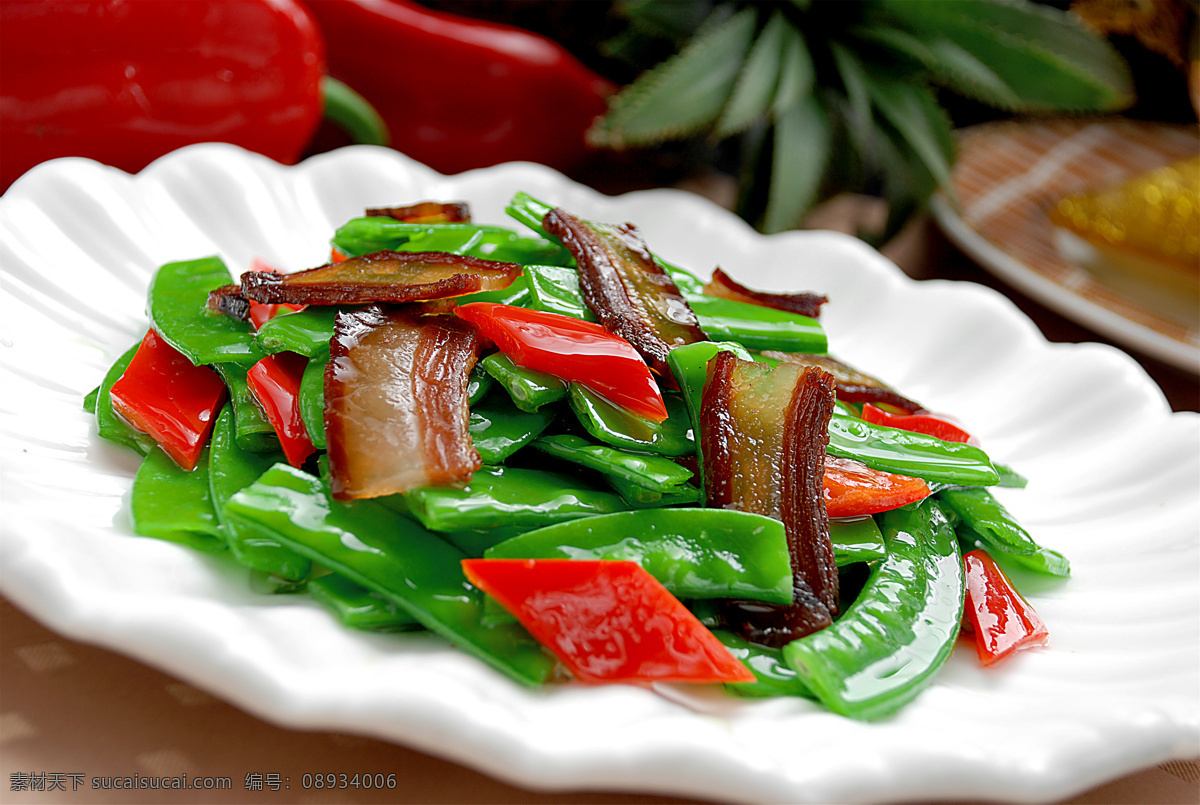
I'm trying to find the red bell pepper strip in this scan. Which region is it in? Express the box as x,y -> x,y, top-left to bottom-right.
462,559 -> 755,685
246,259 -> 304,331
246,352 -> 315,468
861,404 -> 975,444
0,0 -> 326,192
454,302 -> 668,422
108,329 -> 227,471
962,549 -> 1049,666
303,0 -> 614,174
824,456 -> 931,518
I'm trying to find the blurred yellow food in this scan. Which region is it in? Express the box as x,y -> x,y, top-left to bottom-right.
1049,156 -> 1200,275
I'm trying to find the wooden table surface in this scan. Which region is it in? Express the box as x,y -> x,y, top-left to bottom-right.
2,190 -> 1196,805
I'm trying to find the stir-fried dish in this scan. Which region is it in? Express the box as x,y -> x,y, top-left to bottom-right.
86,192 -> 1068,719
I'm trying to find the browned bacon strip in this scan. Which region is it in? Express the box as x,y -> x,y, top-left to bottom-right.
704,267 -> 828,319
239,251 -> 521,306
701,351 -> 839,646
366,201 -> 471,223
762,351 -> 925,413
543,208 -> 707,385
206,284 -> 250,321
325,306 -> 481,500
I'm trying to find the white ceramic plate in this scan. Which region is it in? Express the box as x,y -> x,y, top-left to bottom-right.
1,144 -> 1197,804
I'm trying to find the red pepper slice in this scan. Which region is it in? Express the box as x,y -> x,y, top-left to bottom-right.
823,455 -> 931,518
462,559 -> 755,685
962,549 -> 1049,666
454,302 -> 668,422
861,403 -> 975,444
108,330 -> 227,471
246,352 -> 315,468
246,259 -> 304,331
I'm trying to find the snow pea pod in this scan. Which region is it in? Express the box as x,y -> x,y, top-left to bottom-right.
148,256 -> 264,365
455,274 -> 532,308
332,217 -> 569,265
213,362 -> 279,453
469,394 -> 556,464
782,499 -> 964,721
531,434 -> 694,492
208,407 -> 311,582
467,363 -> 495,405
83,385 -> 100,414
223,463 -> 555,686
568,385 -> 693,456
714,630 -> 814,699
606,476 -> 702,508
308,574 -> 423,632
403,465 -> 626,532
939,488 -> 1070,577
483,507 -> 794,604
830,517 -> 886,566
256,306 -> 341,357
512,251 -> 826,354
299,356 -> 326,450
94,341 -> 156,456
131,446 -> 225,552
666,340 -> 754,496
827,412 -> 1000,487
524,264 -> 597,321
686,294 -> 827,354
480,353 -> 567,412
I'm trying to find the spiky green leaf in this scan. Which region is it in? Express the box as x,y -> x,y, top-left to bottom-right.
715,11 -> 789,138
590,6 -> 757,148
859,71 -> 954,191
763,93 -> 831,234
771,20 -> 815,116
850,25 -> 1023,109
829,42 -> 874,156
871,0 -> 1133,112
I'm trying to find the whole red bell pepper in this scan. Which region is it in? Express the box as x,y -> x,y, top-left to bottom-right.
303,0 -> 614,175
109,329 -> 227,471
0,0 -> 326,191
454,302 -> 668,422
462,558 -> 755,685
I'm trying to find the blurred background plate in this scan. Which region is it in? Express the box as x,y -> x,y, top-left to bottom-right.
931,118 -> 1199,373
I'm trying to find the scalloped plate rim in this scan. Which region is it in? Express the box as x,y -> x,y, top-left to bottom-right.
1,144 -> 1197,805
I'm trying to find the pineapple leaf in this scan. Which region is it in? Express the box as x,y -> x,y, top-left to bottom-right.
829,41 -> 874,157
589,6 -> 758,148
763,92 -> 831,234
872,0 -> 1133,112
859,71 -> 954,190
851,25 -> 1024,109
715,11 -> 788,138
771,20 -> 815,116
